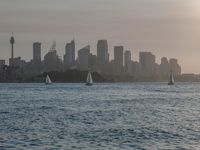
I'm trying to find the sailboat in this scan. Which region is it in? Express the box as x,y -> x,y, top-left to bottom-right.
86,72 -> 93,86
168,72 -> 174,85
45,75 -> 52,84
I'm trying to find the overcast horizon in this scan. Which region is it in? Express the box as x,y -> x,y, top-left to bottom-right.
0,0 -> 200,73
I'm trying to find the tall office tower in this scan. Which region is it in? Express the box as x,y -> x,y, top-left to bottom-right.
78,45 -> 90,71
114,46 -> 123,67
97,40 -> 109,64
113,46 -> 124,75
139,52 -> 156,77
159,57 -> 170,78
33,42 -> 41,63
132,61 -> 140,76
9,34 -> 15,66
97,40 -> 109,74
124,50 -> 131,67
88,53 -> 97,71
64,40 -> 75,69
169,58 -> 181,76
43,42 -> 62,72
124,50 -> 132,75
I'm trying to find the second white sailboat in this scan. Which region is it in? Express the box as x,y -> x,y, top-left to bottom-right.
45,75 -> 52,84
86,72 -> 93,86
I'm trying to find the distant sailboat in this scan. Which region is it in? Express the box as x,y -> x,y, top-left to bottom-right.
45,75 -> 52,84
86,72 -> 93,86
168,72 -> 174,85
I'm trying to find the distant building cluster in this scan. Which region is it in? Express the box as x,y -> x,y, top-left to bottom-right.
0,35 -> 182,81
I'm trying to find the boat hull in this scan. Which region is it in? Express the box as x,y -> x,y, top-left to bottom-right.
168,82 -> 174,85
45,83 -> 52,85
85,83 -> 92,86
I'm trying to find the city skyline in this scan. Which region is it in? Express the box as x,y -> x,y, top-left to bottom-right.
0,35 -> 181,81
0,36 -> 185,75
1,36 -> 183,62
0,0 -> 200,73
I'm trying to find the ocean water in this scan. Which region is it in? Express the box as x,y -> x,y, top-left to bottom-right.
0,83 -> 200,150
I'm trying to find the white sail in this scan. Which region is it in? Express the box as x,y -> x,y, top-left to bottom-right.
46,75 -> 52,84
86,72 -> 93,85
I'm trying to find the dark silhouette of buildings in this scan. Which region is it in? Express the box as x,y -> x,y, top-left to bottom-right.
113,46 -> 124,76
64,40 -> 75,69
139,52 -> 156,77
29,42 -> 42,74
0,60 -> 5,73
89,53 -> 97,71
124,50 -> 132,75
97,40 -> 109,73
159,57 -> 170,78
0,60 -> 5,67
43,42 -> 62,72
169,58 -> 181,76
33,42 -> 41,63
77,45 -> 90,71
97,40 -> 109,64
0,36 -> 183,82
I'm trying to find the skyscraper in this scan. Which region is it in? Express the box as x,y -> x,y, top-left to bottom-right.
124,50 -> 132,75
89,53 -> 97,71
139,52 -> 156,76
43,42 -> 62,72
33,42 -> 41,63
124,50 -> 131,67
114,46 -> 123,67
159,57 -> 170,78
97,40 -> 109,65
97,40 -> 109,74
169,58 -> 181,76
64,40 -> 75,69
78,45 -> 90,71
113,46 -> 124,75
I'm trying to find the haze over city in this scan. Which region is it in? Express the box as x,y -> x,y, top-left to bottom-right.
0,0 -> 200,73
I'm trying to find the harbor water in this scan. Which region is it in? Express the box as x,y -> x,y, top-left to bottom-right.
0,83 -> 200,149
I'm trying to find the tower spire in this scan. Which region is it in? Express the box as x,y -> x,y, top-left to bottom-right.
10,32 -> 15,66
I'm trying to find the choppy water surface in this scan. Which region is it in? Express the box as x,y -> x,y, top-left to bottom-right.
0,83 -> 200,150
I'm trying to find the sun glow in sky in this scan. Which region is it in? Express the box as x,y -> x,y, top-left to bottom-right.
0,0 -> 200,73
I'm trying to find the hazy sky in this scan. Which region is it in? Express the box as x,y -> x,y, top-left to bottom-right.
0,0 -> 200,73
